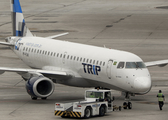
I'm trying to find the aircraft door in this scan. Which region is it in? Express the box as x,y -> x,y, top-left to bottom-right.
106,60 -> 113,79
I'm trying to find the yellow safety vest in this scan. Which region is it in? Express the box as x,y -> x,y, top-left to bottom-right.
158,93 -> 164,102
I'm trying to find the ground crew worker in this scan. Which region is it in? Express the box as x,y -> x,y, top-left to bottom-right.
90,93 -> 95,98
157,90 -> 165,110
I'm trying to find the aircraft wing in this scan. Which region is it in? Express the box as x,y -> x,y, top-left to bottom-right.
46,32 -> 69,39
0,67 -> 72,80
145,60 -> 168,67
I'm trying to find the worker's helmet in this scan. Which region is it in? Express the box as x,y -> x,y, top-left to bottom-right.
159,90 -> 162,93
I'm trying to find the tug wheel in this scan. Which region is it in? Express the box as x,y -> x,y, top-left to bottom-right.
84,107 -> 91,118
99,106 -> 105,116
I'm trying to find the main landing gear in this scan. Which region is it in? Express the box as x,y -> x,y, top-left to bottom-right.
123,92 -> 132,109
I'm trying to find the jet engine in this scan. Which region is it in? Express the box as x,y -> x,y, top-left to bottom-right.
26,76 -> 55,99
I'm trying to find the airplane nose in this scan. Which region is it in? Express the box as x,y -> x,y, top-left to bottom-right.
134,77 -> 151,93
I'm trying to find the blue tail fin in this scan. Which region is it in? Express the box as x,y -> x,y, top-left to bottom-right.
11,0 -> 33,37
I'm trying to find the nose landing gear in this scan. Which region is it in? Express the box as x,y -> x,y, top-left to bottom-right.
123,92 -> 132,109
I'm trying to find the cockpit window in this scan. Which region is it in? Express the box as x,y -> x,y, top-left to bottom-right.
126,62 -> 137,68
126,62 -> 146,69
136,62 -> 146,68
117,62 -> 125,69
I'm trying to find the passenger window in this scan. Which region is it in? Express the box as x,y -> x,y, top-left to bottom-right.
45,51 -> 47,55
80,58 -> 82,62
23,47 -> 25,51
83,58 -> 85,62
86,59 -> 89,63
37,50 -> 39,53
34,49 -> 36,53
51,52 -> 53,56
93,60 -> 95,64
54,53 -> 56,56
77,57 -> 79,61
40,50 -> 42,54
90,59 -> 92,63
97,61 -> 99,65
67,55 -> 69,59
100,61 -> 102,65
63,54 -> 66,58
60,54 -> 62,58
117,62 -> 125,68
103,62 -> 105,66
74,56 -> 76,60
31,49 -> 34,52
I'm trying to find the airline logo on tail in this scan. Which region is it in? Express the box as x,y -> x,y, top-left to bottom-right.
11,0 -> 33,37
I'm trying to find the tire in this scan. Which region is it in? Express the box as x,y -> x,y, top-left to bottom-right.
119,106 -> 122,111
99,106 -> 105,116
84,107 -> 91,119
128,102 -> 132,109
123,102 -> 127,109
31,96 -> 37,100
41,97 -> 47,100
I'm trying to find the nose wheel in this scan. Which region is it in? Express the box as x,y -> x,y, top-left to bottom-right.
123,102 -> 132,109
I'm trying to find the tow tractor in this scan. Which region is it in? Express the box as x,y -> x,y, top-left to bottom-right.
55,89 -> 113,118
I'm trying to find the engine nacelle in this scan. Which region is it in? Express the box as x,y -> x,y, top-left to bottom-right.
26,76 -> 55,98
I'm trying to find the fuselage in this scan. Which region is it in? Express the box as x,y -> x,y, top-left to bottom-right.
10,36 -> 151,94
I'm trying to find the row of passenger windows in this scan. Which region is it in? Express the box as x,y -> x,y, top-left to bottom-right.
23,47 -> 106,66
117,62 -> 146,69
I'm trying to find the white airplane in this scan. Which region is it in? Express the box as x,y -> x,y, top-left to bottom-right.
0,0 -> 168,107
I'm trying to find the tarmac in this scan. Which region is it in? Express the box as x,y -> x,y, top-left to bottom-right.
0,0 -> 168,120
